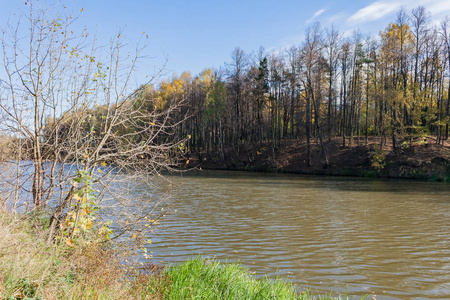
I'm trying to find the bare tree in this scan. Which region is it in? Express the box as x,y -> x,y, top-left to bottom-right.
226,47 -> 249,145
0,1 -> 183,242
301,22 -> 327,165
441,17 -> 450,139
324,24 -> 341,142
411,6 -> 430,99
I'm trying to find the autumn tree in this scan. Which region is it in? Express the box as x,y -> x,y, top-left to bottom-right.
379,18 -> 414,150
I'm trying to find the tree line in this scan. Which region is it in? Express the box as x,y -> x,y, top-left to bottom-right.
134,6 -> 450,166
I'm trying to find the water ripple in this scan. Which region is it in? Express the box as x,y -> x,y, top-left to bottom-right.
142,171 -> 450,299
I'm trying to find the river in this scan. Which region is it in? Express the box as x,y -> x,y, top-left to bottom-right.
143,170 -> 450,299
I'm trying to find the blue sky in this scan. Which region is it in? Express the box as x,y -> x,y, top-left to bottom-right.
2,0 -> 450,82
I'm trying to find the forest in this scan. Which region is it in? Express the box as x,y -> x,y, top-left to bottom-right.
126,6 -> 450,171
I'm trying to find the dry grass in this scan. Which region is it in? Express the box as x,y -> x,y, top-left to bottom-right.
0,209 -> 163,300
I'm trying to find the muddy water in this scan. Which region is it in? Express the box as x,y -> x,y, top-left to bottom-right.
145,170 -> 450,299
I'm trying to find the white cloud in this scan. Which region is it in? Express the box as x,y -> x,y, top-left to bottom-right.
306,9 -> 326,24
427,0 -> 450,17
347,0 -> 450,25
327,12 -> 346,24
347,1 -> 402,23
273,0 -> 450,56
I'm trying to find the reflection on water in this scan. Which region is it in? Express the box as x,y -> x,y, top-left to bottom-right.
144,170 -> 450,299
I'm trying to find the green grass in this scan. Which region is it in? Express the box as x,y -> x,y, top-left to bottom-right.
163,257 -> 361,300
164,257 -> 299,299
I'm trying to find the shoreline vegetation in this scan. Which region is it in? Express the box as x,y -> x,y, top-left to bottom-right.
181,136 -> 450,181
0,210 -> 364,300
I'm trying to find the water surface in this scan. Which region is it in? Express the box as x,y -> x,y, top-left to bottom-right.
145,170 -> 450,299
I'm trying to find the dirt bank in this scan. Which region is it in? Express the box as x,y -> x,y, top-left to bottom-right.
181,136 -> 450,181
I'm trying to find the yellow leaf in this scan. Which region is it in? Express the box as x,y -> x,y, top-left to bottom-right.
101,162 -> 107,166
73,194 -> 81,201
66,238 -> 75,247
186,160 -> 190,164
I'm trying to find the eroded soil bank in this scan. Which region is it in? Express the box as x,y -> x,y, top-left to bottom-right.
181,136 -> 450,181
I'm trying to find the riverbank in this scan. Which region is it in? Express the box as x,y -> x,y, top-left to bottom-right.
0,210 -> 358,299
182,136 -> 450,181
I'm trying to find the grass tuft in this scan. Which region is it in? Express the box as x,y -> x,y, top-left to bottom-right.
162,257 -> 354,300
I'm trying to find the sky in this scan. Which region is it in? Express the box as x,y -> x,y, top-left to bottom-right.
1,0 -> 450,83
